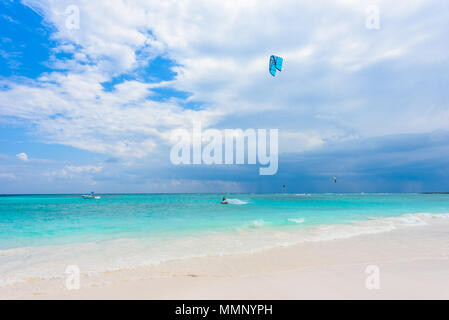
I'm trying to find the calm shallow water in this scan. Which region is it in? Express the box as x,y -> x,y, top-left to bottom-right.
1,193 -> 449,285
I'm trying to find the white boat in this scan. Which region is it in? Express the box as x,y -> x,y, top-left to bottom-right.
82,192 -> 101,199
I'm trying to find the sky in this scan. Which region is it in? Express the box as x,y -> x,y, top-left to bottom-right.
0,0 -> 449,194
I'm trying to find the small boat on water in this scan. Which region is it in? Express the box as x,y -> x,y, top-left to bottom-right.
82,192 -> 101,199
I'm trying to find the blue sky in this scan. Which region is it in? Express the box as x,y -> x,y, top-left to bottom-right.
1,0 -> 449,193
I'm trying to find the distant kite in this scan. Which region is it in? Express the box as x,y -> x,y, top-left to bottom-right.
269,55 -> 283,76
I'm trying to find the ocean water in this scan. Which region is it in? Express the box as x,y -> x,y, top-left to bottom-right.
1,193 -> 449,286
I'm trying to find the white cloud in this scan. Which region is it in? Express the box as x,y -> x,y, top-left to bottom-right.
45,164 -> 103,179
0,0 -> 448,161
16,152 -> 28,162
0,173 -> 16,180
65,165 -> 103,173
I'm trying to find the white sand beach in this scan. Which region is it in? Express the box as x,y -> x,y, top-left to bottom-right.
2,217 -> 448,300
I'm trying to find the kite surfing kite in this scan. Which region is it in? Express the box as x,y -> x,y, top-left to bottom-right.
269,55 -> 283,76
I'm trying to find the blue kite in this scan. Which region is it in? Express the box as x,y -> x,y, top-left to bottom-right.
269,55 -> 283,76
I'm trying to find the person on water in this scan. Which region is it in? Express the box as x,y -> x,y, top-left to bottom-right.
221,196 -> 228,204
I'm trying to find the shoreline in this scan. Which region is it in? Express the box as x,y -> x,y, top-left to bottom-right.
1,212 -> 448,288
2,217 -> 448,299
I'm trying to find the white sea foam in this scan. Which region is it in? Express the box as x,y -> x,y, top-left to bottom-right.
226,198 -> 248,205
384,214 -> 427,226
287,218 -> 305,224
250,219 -> 265,228
418,212 -> 449,219
1,212 -> 448,289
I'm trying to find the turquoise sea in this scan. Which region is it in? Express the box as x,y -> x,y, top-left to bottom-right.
1,193 -> 449,286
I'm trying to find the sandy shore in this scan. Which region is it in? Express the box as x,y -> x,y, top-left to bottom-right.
2,219 -> 449,299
